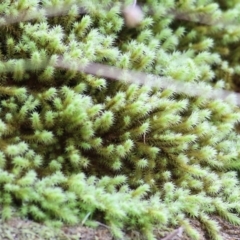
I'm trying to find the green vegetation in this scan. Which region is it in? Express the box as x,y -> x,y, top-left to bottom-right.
0,0 -> 240,239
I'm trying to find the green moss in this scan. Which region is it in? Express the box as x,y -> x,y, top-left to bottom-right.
0,0 -> 240,239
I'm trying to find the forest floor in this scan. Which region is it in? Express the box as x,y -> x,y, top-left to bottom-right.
1,215 -> 240,240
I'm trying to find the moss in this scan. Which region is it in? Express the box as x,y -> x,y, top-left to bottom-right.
0,0 -> 240,239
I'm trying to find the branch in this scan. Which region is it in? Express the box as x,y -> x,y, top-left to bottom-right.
161,227 -> 184,240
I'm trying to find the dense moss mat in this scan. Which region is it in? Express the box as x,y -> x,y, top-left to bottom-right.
1,1 -> 240,239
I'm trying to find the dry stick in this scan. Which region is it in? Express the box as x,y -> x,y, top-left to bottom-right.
132,0 -> 137,7
160,227 -> 184,240
0,56 -> 239,104
55,59 -> 240,105
123,0 -> 144,28
95,221 -> 111,230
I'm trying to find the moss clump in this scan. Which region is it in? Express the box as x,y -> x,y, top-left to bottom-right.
0,0 -> 240,239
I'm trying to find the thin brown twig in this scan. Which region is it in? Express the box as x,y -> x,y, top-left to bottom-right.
160,227 -> 184,240
55,59 -> 240,106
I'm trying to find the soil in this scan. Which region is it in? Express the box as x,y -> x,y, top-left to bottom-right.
1,215 -> 240,240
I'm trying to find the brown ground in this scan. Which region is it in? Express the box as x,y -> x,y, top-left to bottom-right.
2,215 -> 240,240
